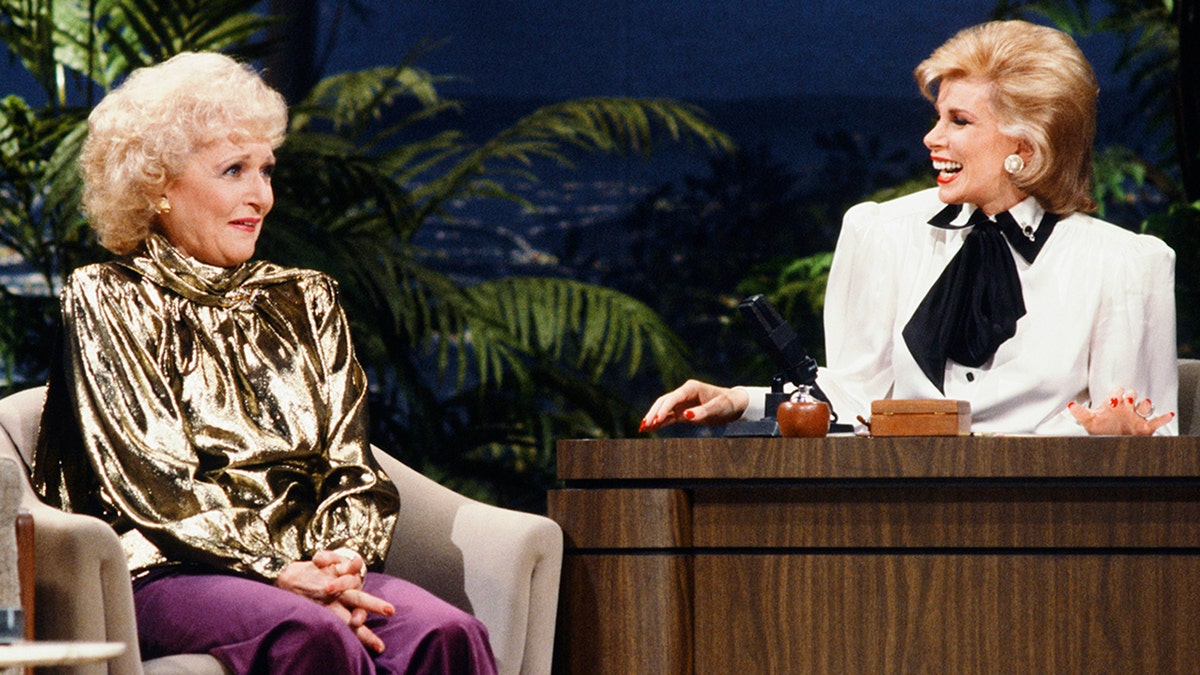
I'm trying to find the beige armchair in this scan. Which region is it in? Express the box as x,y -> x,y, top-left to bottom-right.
0,386 -> 562,675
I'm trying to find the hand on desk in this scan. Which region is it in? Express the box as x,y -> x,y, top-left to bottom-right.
1068,386 -> 1174,435
640,379 -> 750,432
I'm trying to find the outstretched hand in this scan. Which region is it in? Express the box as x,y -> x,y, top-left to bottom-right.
640,379 -> 750,432
1068,386 -> 1174,436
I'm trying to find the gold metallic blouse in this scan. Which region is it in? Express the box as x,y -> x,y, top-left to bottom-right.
33,234 -> 399,580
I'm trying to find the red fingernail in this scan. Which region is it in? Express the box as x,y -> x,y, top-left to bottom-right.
1146,398 -> 1152,405
638,420 -> 648,433
684,410 -> 695,420
1127,397 -> 1135,405
1110,398 -> 1119,408
1067,401 -> 1076,408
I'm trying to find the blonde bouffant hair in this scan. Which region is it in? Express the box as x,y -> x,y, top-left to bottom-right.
79,52 -> 288,255
914,20 -> 1098,214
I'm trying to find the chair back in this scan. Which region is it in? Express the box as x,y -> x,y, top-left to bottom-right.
0,387 -> 44,466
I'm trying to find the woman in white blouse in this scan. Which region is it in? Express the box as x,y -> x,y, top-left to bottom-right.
641,20 -> 1178,436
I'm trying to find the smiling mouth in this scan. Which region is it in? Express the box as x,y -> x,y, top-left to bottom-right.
229,219 -> 259,231
933,159 -> 962,183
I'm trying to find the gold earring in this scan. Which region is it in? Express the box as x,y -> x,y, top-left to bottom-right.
1003,154 -> 1025,175
154,197 -> 172,215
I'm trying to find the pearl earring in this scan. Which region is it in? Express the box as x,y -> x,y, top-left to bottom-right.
1003,154 -> 1025,175
155,197 -> 172,215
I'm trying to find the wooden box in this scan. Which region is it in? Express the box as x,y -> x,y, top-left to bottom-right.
870,399 -> 971,437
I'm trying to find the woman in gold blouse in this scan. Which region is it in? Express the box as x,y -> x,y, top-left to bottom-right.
32,52 -> 496,675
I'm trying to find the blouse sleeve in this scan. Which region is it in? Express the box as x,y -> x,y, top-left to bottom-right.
1088,233 -> 1179,435
740,200 -> 906,424
302,276 -> 399,565
50,268 -> 293,578
819,200 -> 904,421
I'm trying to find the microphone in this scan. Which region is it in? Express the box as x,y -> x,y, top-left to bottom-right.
736,294 -> 841,426
737,294 -> 820,392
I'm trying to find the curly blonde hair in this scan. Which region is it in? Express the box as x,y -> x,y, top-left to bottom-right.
79,52 -> 288,254
913,20 -> 1098,214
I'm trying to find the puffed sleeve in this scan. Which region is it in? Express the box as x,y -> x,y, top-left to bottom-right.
302,276 -> 399,564
1087,232 -> 1178,435
819,200 -> 905,421
739,200 -> 906,423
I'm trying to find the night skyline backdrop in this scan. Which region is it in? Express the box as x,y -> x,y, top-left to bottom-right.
0,4 -> 1132,119
310,3 -> 1141,179
320,1 -> 1127,100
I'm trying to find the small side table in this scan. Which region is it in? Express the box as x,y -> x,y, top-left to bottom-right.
0,641 -> 125,667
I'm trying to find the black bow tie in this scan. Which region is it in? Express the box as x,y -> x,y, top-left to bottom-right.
902,204 -> 1060,392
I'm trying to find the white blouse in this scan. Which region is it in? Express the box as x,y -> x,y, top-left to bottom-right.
744,188 -> 1178,435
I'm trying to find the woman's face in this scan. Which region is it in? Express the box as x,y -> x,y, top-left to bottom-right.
923,77 -> 1028,216
158,138 -> 275,267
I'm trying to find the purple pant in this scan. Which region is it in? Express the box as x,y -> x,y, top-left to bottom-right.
133,568 -> 497,675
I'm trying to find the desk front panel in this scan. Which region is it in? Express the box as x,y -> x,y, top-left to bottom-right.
692,484 -> 1200,549
694,553 -> 1200,674
551,438 -> 1200,674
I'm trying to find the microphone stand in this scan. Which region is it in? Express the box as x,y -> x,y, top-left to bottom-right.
723,294 -> 853,437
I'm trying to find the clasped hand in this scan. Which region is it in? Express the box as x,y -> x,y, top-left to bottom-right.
275,550 -> 394,653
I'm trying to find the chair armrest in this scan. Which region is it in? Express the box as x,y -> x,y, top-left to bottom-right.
371,447 -> 563,675
0,389 -> 145,675
21,499 -> 145,675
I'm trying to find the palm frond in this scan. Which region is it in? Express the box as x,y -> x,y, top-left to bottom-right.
0,96 -> 91,284
111,0 -> 274,63
500,97 -> 735,157
0,0 -> 274,98
50,0 -> 131,89
0,0 -> 62,100
291,65 -> 458,145
464,277 -> 691,389
416,97 -> 735,224
274,133 -> 417,231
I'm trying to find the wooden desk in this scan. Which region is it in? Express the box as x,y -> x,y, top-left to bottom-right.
548,436 -> 1200,674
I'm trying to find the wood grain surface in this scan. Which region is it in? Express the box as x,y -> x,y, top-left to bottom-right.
550,436 -> 1200,674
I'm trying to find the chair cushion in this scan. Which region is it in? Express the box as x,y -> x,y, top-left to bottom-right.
143,654 -> 232,675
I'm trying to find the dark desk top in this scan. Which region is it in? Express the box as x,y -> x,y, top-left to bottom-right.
557,435 -> 1200,482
